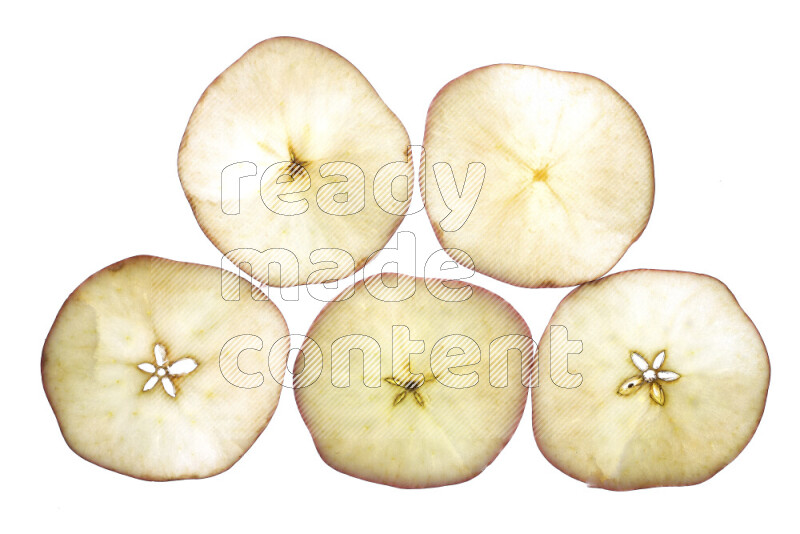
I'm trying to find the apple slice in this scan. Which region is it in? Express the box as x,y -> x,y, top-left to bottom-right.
42,255 -> 290,480
532,269 -> 769,490
294,274 -> 533,488
178,37 -> 413,287
422,64 -> 654,288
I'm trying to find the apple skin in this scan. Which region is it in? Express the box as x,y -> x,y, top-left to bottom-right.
531,269 -> 770,490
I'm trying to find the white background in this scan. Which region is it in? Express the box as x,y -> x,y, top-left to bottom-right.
2,1 -> 798,531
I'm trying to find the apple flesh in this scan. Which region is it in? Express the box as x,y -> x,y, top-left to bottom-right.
294,274 -> 533,488
178,37 -> 413,287
532,269 -> 770,490
422,64 -> 654,288
42,255 -> 290,480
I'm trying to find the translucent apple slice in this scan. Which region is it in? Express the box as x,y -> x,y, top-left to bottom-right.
42,256 -> 290,480
422,64 -> 654,287
179,37 -> 413,287
294,274 -> 533,488
532,269 -> 769,490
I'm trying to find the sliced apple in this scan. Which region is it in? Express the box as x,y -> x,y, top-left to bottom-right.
178,37 -> 413,287
422,64 -> 654,287
42,255 -> 290,480
532,269 -> 769,490
294,274 -> 533,488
